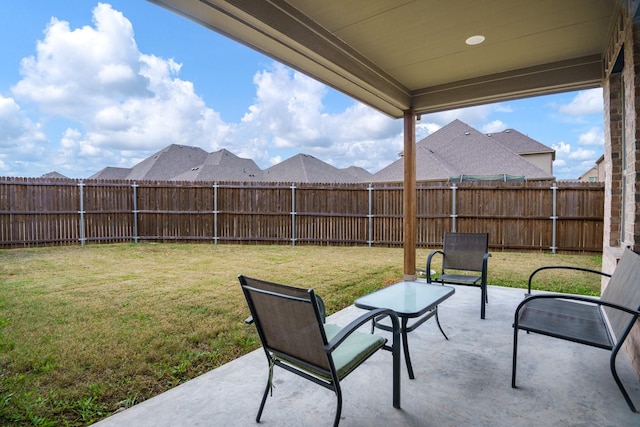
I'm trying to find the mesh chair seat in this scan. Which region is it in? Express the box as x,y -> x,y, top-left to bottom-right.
517,298 -> 612,349
437,273 -> 481,285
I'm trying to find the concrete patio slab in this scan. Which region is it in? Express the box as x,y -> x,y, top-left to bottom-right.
93,284 -> 640,426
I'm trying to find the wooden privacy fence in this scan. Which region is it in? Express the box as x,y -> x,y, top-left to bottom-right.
0,177 -> 604,253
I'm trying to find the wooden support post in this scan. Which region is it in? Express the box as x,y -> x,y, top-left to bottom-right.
403,110 -> 417,280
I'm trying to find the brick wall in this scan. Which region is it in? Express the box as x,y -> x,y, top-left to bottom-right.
603,12 -> 640,377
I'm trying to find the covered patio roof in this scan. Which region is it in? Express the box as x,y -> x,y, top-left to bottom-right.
147,0 -> 631,277
148,0 -> 623,118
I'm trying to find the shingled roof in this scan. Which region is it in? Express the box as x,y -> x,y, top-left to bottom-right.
125,144 -> 209,181
40,171 -> 69,179
263,153 -> 360,183
341,166 -> 373,182
371,120 -> 554,182
89,146 -> 261,182
172,149 -> 262,182
490,128 -> 556,159
89,167 -> 132,180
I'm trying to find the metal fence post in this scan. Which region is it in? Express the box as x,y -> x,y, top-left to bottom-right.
367,183 -> 373,247
450,183 -> 457,232
550,183 -> 558,254
78,180 -> 85,247
213,182 -> 218,245
132,182 -> 139,243
291,183 -> 296,246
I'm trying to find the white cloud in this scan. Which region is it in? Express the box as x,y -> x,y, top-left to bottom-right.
494,105 -> 513,113
482,120 -> 507,134
542,89 -> 605,178
6,3 -> 231,176
421,104 -> 495,128
241,63 -> 328,145
569,148 -> 597,160
0,95 -> 47,147
0,95 -> 49,175
237,63 -> 402,171
578,126 -> 604,146
559,89 -> 603,116
552,141 -> 571,154
12,4 -> 150,118
551,139 -> 600,179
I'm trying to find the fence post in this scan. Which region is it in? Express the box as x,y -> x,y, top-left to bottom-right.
78,180 -> 85,247
450,183 -> 457,232
367,183 -> 373,247
291,183 -> 296,246
213,182 -> 218,245
132,182 -> 139,243
550,183 -> 558,254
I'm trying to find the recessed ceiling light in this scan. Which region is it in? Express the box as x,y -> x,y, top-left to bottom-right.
466,35 -> 485,46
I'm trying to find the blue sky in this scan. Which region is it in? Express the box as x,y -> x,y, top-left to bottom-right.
0,1 -> 605,180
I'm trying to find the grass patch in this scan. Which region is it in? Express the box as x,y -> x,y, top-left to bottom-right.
0,244 -> 602,425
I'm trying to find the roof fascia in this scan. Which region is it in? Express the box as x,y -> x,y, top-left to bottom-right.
411,55 -> 603,115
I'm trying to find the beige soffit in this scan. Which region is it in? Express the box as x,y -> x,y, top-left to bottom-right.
148,0 -> 629,118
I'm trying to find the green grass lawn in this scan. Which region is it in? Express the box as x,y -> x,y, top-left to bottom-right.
0,243 -> 602,426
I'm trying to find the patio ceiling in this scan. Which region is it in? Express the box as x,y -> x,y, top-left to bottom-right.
148,0 -> 624,118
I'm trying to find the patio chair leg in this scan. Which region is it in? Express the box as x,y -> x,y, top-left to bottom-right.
610,348 -> 637,412
390,314 -> 401,409
511,323 -> 519,388
256,378 -> 270,422
480,286 -> 486,319
333,384 -> 343,427
434,308 -> 449,340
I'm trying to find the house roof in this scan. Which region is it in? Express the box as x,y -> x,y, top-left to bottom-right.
341,166 -> 373,182
88,145 -> 367,184
171,149 -> 262,181
89,167 -> 132,180
40,171 -> 69,179
490,128 -> 556,160
149,0 -> 625,118
371,120 -> 554,182
126,144 -> 209,181
263,153 -> 360,183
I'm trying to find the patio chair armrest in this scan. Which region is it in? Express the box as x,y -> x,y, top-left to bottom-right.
481,253 -> 491,282
426,250 -> 444,283
515,293 -> 640,320
325,308 -> 399,353
526,266 -> 611,296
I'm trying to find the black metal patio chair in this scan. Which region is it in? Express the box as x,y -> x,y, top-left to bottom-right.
512,249 -> 640,412
239,275 -> 401,426
426,232 -> 491,319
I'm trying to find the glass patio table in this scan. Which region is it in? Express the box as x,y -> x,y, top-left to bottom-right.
354,280 -> 455,379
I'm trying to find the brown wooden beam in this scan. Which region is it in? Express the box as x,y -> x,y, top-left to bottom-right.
403,110 -> 417,280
